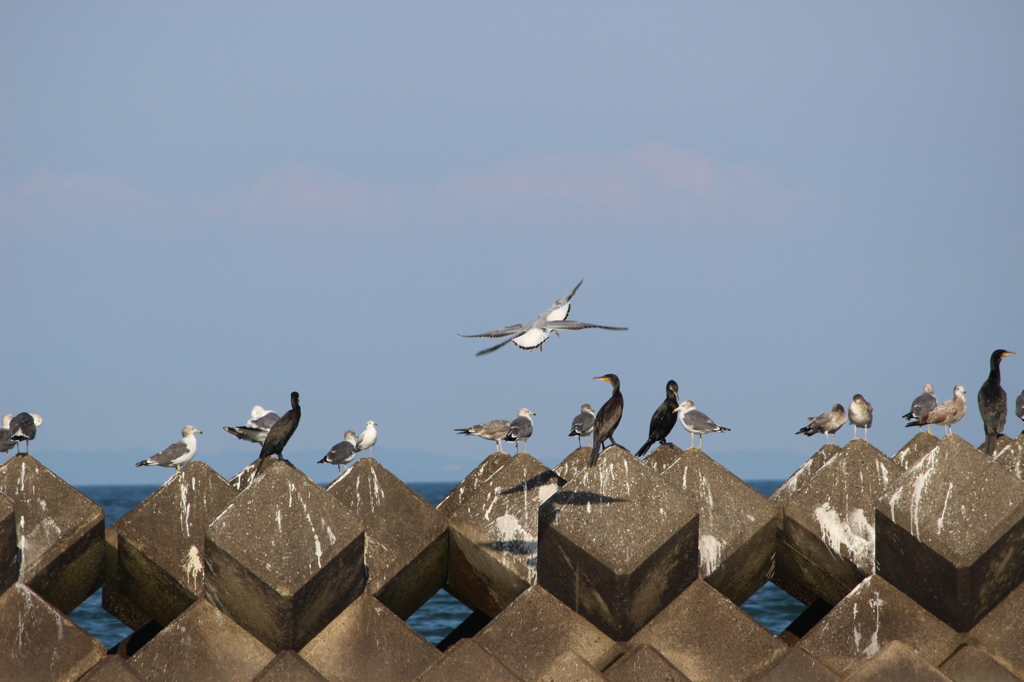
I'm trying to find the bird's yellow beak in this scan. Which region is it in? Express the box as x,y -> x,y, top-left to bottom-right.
593,376 -> 609,382
672,405 -> 682,413
1005,351 -> 1017,358
196,429 -> 203,434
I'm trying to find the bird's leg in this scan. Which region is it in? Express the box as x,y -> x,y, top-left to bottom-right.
698,434 -> 704,449
690,433 -> 695,449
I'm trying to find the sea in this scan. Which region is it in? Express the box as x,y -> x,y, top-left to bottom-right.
70,480 -> 805,649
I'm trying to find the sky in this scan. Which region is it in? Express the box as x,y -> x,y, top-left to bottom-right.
2,2 -> 1023,487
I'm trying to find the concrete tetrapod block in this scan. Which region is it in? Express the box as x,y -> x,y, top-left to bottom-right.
79,655 -> 145,681
770,444 -> 843,507
0,583 -> 106,682
414,639 -> 523,682
114,461 -> 237,626
603,644 -> 692,682
326,457 -> 448,619
0,454 -> 104,613
893,432 -> 943,470
994,432 -> 1024,481
538,446 -> 699,640
533,650 -> 607,681
0,492 -> 16,593
780,440 -> 902,606
204,458 -> 365,652
628,579 -> 787,682
553,445 -> 597,483
300,591 -> 441,682
129,597 -> 275,681
645,444 -> 776,604
876,435 -> 1024,631
472,585 -> 620,680
966,578 -> 1024,678
436,451 -> 514,519
253,651 -> 329,682
798,575 -> 962,677
447,452 -> 564,617
756,648 -> 841,682
939,645 -> 1020,682
844,641 -> 953,682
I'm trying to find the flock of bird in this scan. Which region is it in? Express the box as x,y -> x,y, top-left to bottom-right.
2,283 -> 1020,476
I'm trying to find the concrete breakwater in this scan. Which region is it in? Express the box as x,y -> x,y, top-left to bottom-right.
2,432 -> 1024,681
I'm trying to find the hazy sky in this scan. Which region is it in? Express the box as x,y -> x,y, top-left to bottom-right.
2,3 -> 1022,486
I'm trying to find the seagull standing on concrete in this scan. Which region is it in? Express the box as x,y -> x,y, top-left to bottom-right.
568,404 -> 596,448
796,404 -> 847,444
504,409 -> 535,453
223,405 -> 280,444
136,425 -> 202,471
589,374 -> 624,467
849,394 -> 873,442
319,430 -> 358,473
902,384 -> 938,434
460,280 -> 627,356
356,421 -> 378,456
635,380 -> 680,458
1,415 -> 16,459
906,385 -> 967,438
9,412 -> 42,455
455,419 -> 512,453
674,400 -> 730,449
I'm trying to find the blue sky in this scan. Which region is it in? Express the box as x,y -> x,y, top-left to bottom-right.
2,2 -> 1022,486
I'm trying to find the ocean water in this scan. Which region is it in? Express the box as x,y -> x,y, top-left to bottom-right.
71,479 -> 804,649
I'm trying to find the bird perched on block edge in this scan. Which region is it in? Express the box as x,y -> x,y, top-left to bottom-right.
456,419 -> 512,453
589,374 -> 624,467
258,391 -> 301,468
9,412 -> 42,455
849,394 -> 873,442
1,415 -> 16,459
635,380 -> 679,458
505,409 -> 535,453
674,400 -> 730,449
796,404 -> 847,444
460,280 -> 628,356
319,430 -> 358,473
136,425 -> 202,471
902,384 -> 938,434
223,405 -> 280,444
568,404 -> 595,448
356,421 -> 378,456
906,385 -> 967,438
978,349 -> 1016,455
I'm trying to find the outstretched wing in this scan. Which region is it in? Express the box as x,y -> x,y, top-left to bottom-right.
545,320 -> 628,331
459,323 -> 527,339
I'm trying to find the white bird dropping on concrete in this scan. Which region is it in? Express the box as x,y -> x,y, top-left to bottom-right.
460,280 -> 627,356
356,421 -> 378,456
136,425 -> 202,471
849,394 -> 873,442
673,400 -> 730,449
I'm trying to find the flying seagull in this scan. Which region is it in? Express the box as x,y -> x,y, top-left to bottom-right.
902,384 -> 938,434
356,421 -> 378,456
674,400 -> 730,449
461,280 -> 627,356
906,385 -> 967,437
796,404 -> 847,444
635,380 -> 680,458
9,412 -> 42,455
978,349 -> 1016,455
136,425 -> 202,471
455,419 -> 512,453
223,405 -> 280,444
849,394 -> 873,442
504,409 -> 535,453
589,374 -> 624,467
568,404 -> 596,448
319,430 -> 358,473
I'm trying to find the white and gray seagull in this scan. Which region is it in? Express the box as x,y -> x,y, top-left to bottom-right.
673,400 -> 730,449
136,425 -> 202,472
461,280 -> 627,356
455,419 -> 512,453
319,430 -> 358,473
223,405 -> 280,444
505,408 -> 535,453
356,421 -> 378,456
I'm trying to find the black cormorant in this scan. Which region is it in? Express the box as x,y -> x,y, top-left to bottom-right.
588,374 -> 623,467
259,391 -> 301,461
796,404 -> 847,444
635,380 -> 679,458
906,385 -> 967,437
568,404 -> 595,448
978,349 -> 1016,455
